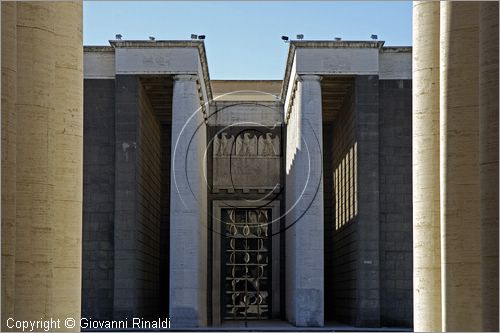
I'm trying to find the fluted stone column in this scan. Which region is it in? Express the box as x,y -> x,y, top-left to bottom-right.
479,2 -> 499,331
440,2 -> 481,331
285,75 -> 324,327
1,2 -> 17,330
412,2 -> 442,331
50,2 -> 83,327
169,74 -> 207,327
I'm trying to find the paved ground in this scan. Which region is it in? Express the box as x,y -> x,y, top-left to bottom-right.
172,320 -> 412,332
83,320 -> 413,332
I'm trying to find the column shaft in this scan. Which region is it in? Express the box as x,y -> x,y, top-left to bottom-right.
440,2 -> 481,331
50,1 -> 83,327
412,1 -> 442,331
15,2 -> 56,320
7,1 -> 83,327
285,75 -> 324,326
479,2 -> 499,331
169,74 -> 207,327
1,2 -> 17,329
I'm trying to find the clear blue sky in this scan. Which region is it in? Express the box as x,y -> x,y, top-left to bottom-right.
84,1 -> 412,80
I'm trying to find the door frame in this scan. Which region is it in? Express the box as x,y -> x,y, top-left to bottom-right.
212,200 -> 281,325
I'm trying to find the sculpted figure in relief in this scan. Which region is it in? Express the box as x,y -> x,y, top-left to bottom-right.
258,133 -> 280,156
236,132 -> 257,156
214,132 -> 234,156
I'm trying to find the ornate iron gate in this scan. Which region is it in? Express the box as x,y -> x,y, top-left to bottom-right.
221,208 -> 271,320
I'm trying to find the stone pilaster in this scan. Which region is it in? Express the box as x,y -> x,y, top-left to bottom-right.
169,74 -> 207,327
440,2 -> 481,331
412,2 -> 442,331
1,2 -> 17,329
479,2 -> 499,331
285,75 -> 324,327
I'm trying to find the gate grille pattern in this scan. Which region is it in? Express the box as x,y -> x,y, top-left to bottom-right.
222,208 -> 271,320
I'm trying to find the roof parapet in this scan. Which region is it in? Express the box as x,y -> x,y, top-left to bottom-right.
279,40 -> 412,102
85,40 -> 213,101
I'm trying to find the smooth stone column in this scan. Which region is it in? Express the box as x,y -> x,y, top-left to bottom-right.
1,2 -> 17,329
15,2 -> 56,321
169,74 -> 207,327
50,2 -> 83,328
412,2 -> 442,331
440,2 -> 481,331
479,2 -> 499,331
285,75 -> 324,327
11,2 -> 83,328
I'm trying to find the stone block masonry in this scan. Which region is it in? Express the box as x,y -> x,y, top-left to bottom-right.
378,79 -> 413,327
83,79 -> 116,320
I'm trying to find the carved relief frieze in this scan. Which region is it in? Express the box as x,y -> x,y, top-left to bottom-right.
212,130 -> 282,192
213,132 -> 280,157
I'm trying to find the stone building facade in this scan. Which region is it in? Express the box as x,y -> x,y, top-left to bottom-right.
1,2 -> 498,332
82,40 -> 414,328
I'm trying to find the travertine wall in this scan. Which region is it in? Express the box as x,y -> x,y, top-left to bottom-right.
1,1 -> 83,331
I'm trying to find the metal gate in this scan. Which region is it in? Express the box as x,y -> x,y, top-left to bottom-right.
221,208 -> 271,320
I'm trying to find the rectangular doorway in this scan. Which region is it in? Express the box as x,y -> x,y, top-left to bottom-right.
212,201 -> 281,325
221,208 -> 271,320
